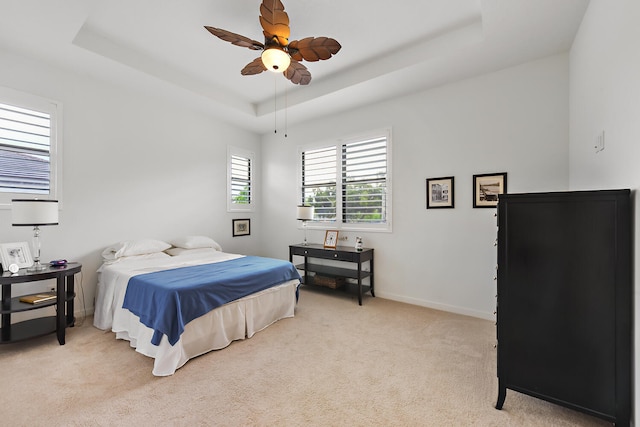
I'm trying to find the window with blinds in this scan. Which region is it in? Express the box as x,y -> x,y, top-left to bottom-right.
0,103 -> 51,194
301,146 -> 337,222
300,130 -> 391,230
227,146 -> 254,212
342,136 -> 387,224
0,87 -> 60,207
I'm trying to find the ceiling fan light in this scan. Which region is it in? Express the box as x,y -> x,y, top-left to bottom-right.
261,48 -> 291,73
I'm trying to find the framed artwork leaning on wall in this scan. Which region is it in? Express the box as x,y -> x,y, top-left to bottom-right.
323,230 -> 339,248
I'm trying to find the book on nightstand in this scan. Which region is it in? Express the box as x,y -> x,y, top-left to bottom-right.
19,293 -> 57,304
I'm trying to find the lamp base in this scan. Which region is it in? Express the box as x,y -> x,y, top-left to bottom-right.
301,221 -> 310,245
27,260 -> 47,272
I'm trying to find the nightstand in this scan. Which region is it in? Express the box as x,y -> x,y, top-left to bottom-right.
0,263 -> 81,345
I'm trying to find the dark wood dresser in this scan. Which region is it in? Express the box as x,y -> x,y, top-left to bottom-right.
495,190 -> 630,426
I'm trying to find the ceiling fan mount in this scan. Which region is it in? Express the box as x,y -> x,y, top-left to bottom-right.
205,0 -> 341,85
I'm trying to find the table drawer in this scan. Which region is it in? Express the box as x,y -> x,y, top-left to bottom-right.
291,247 -> 355,262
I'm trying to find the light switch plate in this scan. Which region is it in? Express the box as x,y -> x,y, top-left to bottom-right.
594,131 -> 605,153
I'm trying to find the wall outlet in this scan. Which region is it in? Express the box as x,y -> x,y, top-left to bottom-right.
594,131 -> 605,153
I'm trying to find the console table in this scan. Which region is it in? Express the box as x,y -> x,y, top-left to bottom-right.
0,263 -> 81,345
289,244 -> 374,305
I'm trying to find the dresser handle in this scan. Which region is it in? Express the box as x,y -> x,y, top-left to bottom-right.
334,253 -> 338,258
493,276 -> 497,281
304,250 -> 308,254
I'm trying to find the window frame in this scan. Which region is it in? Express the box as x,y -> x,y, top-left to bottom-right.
0,86 -> 62,209
227,145 -> 255,212
298,128 -> 392,232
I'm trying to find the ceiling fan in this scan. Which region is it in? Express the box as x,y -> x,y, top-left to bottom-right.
205,0 -> 341,85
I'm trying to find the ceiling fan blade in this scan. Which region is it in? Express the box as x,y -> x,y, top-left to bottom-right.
241,57 -> 268,75
259,0 -> 290,46
288,37 -> 341,62
284,60 -> 311,85
204,26 -> 264,50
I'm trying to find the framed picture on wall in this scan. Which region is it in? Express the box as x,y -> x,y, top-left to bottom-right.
426,176 -> 455,209
0,241 -> 33,269
473,172 -> 507,208
232,219 -> 251,237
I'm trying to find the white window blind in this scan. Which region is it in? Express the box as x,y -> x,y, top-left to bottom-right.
300,130 -> 391,230
301,146 -> 337,222
230,155 -> 251,204
0,102 -> 51,194
0,87 -> 61,208
227,146 -> 254,212
342,136 -> 388,224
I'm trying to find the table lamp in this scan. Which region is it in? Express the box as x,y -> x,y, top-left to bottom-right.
12,199 -> 59,271
296,205 -> 314,245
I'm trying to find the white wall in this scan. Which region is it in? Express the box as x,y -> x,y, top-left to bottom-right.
569,0 -> 640,422
260,54 -> 570,319
0,48 -> 261,312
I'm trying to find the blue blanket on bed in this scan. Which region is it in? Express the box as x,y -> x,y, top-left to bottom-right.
122,256 -> 301,346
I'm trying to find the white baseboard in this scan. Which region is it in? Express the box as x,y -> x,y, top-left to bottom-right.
374,291 -> 495,321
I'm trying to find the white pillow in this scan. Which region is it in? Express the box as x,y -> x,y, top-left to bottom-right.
101,251 -> 171,266
102,239 -> 171,261
169,236 -> 222,251
165,247 -> 219,257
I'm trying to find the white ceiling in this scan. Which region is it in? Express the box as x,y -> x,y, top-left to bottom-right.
0,0 -> 589,134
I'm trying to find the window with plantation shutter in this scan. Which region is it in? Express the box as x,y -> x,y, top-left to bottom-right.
299,129 -> 392,231
301,146 -> 337,222
342,136 -> 388,224
0,87 -> 61,207
227,146 -> 254,212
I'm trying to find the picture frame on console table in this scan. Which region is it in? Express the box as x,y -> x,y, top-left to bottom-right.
473,172 -> 507,208
0,241 -> 33,270
323,230 -> 339,249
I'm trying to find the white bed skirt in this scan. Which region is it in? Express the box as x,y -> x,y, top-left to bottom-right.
111,280 -> 298,376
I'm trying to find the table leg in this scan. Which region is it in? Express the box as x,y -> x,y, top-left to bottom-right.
56,275 -> 65,345
1,284 -> 11,341
370,257 -> 375,297
357,261 -> 363,305
66,274 -> 75,327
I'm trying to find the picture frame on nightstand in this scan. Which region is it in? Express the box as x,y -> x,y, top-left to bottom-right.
0,241 -> 33,270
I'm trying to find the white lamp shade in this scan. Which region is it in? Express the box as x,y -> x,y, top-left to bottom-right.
297,205 -> 314,221
12,199 -> 59,226
261,48 -> 291,73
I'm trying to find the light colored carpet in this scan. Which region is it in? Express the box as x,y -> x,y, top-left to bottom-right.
1,287 -> 609,426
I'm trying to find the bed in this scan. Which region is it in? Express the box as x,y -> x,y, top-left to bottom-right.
93,237 -> 301,376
